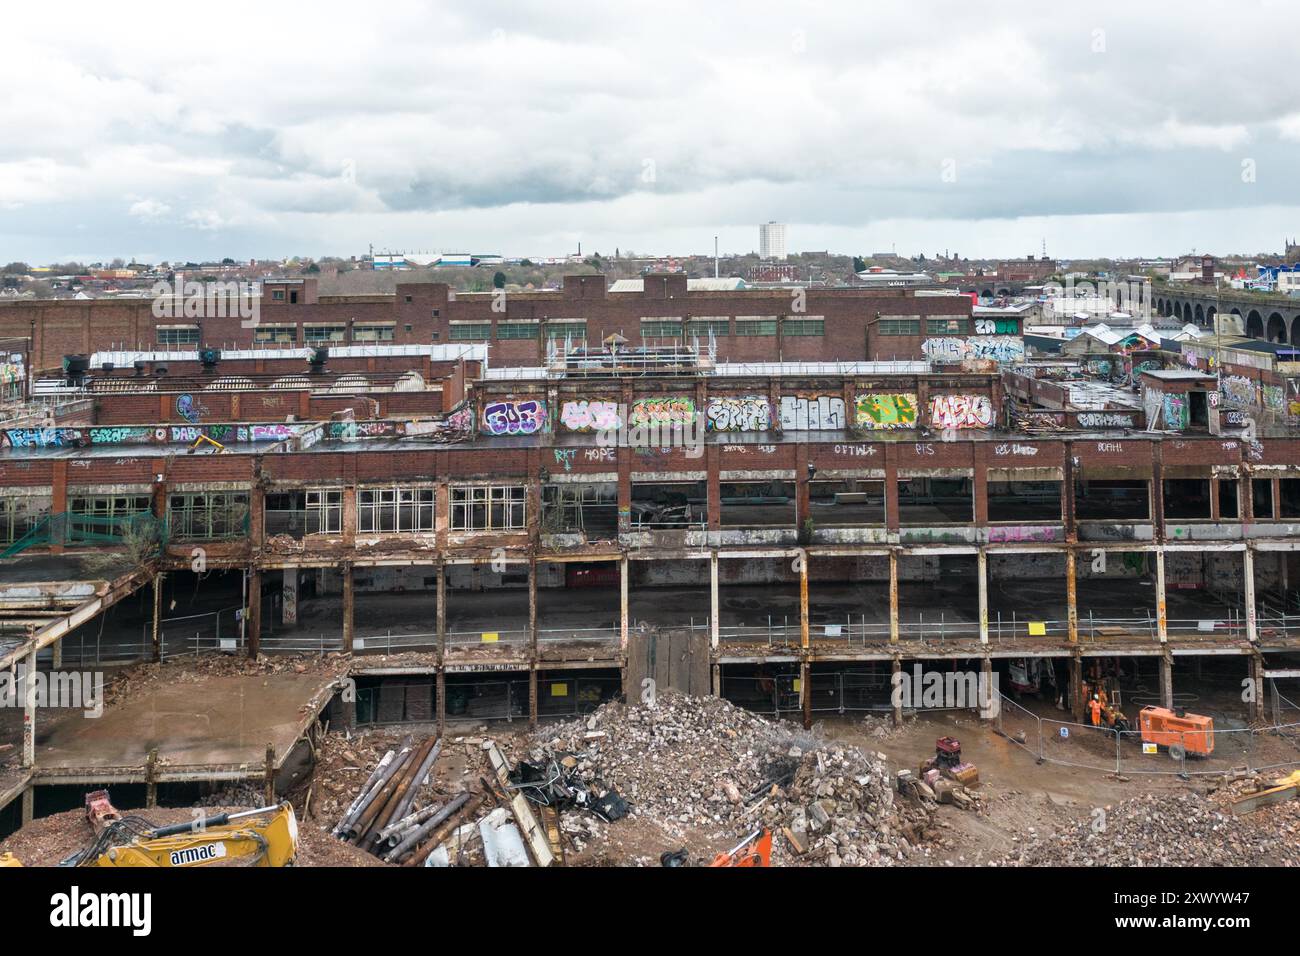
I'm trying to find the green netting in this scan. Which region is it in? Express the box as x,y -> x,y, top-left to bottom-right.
1,511 -> 167,558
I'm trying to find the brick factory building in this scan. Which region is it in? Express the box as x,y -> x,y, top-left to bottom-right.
1,273 -> 1299,823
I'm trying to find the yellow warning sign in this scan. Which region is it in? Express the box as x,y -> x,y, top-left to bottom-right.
481,632 -> 499,643
551,683 -> 568,697
1028,621 -> 1046,636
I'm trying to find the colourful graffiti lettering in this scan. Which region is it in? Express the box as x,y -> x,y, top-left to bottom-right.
560,399 -> 620,432
854,393 -> 917,429
779,395 -> 845,430
705,396 -> 770,432
929,394 -> 994,429
628,397 -> 695,429
3,427 -> 85,449
482,399 -> 548,436
922,336 -> 1024,365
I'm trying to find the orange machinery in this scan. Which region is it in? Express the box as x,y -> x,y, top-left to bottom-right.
709,829 -> 773,867
1139,706 -> 1214,757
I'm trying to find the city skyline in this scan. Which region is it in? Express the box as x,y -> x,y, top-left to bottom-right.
3,1 -> 1299,263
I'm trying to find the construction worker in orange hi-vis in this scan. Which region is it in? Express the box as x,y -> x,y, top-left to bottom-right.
1089,695 -> 1102,728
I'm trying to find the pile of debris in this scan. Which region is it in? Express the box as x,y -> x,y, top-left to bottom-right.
332,734 -> 484,865
520,692 -> 936,866
999,791 -> 1300,867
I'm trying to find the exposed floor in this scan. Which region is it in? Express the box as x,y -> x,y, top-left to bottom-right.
31,671 -> 337,771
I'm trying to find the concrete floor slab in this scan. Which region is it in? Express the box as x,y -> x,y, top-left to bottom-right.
32,672 -> 336,772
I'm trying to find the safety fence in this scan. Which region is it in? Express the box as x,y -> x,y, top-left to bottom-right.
356,674 -> 621,725
995,693 -> 1300,778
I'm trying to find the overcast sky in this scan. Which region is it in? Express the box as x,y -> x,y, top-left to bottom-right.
2,0 -> 1298,264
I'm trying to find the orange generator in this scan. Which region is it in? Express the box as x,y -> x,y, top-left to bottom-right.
1139,706 -> 1214,757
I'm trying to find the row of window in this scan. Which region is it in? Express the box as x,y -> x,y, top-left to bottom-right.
155,325 -> 402,347
155,315 -> 981,347
10,476 -> 1295,546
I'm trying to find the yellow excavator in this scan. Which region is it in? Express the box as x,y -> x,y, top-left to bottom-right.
2,792 -> 299,867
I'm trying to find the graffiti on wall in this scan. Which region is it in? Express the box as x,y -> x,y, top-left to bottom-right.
1075,411 -> 1136,429
854,393 -> 918,429
929,394 -> 994,429
482,399 -> 548,436
1262,383 -> 1284,412
628,396 -> 696,429
1219,375 -> 1255,408
780,395 -> 846,430
2,427 -> 86,449
922,336 -> 1025,364
88,426 -> 152,445
705,396 -> 771,432
176,393 -> 203,424
1163,394 -> 1189,430
560,399 -> 621,432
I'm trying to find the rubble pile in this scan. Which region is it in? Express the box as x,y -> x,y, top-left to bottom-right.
525,692 -> 935,866
1000,791 -> 1300,867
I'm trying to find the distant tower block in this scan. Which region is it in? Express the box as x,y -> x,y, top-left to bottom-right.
759,221 -> 787,261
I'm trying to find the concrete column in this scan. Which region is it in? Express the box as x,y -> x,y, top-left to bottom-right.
20,785 -> 33,825
1249,655 -> 1266,723
1154,549 -> 1168,643
21,649 -> 35,768
1159,655 -> 1174,709
151,571 -> 164,663
800,660 -> 812,729
341,563 -> 354,654
889,550 -> 900,643
980,657 -> 994,721
282,568 -> 298,626
436,563 -> 446,656
1069,656 -> 1084,722
709,551 -> 720,649
51,635 -> 62,671
528,558 -> 538,653
799,549 -> 810,649
977,549 -> 989,644
711,662 -> 721,697
247,569 -> 262,657
619,555 -> 629,651
1244,548 -> 1258,643
1066,548 -> 1078,644
528,666 -> 538,729
436,668 -> 446,736
891,658 -> 903,726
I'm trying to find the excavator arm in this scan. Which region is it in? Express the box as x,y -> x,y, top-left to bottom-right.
82,804 -> 299,868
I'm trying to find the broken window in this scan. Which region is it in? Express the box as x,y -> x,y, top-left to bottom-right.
720,480 -> 796,528
0,492 -> 51,545
1218,480 -> 1239,519
630,481 -> 706,529
359,486 -> 436,533
898,476 -> 974,524
67,493 -> 152,539
987,480 -> 1061,523
542,482 -> 618,537
808,479 -> 885,527
1280,478 -> 1300,519
265,488 -> 342,537
1074,479 -> 1150,521
1253,479 -> 1275,519
1162,479 -> 1211,520
168,491 -> 250,540
450,484 -> 527,532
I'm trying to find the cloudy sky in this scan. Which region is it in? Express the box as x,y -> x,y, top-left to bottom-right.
2,0 -> 1298,264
